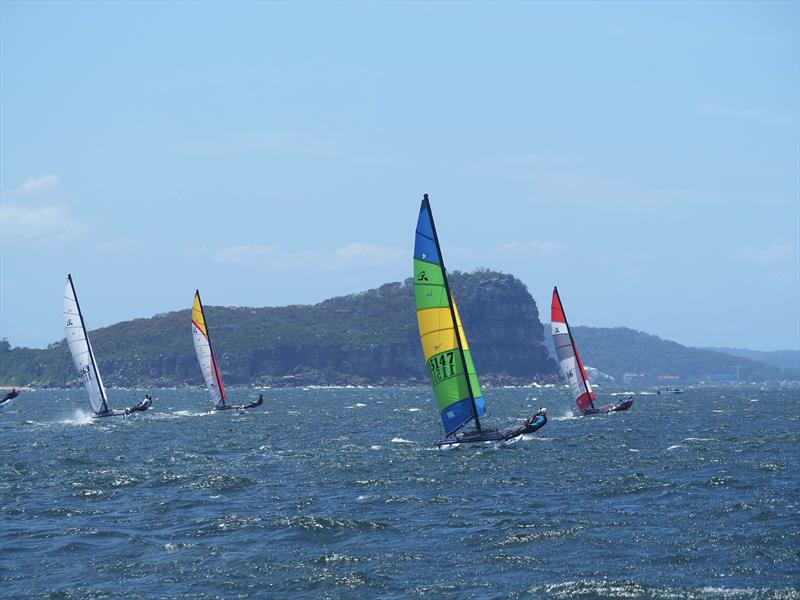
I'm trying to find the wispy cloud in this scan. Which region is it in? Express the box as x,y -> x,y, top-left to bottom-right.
482,154 -> 707,207
215,242 -> 404,270
695,103 -> 798,125
741,243 -> 792,264
496,241 -> 559,258
4,174 -> 59,196
0,203 -> 88,242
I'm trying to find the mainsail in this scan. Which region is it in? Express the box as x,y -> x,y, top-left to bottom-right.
551,287 -> 596,413
191,290 -> 226,408
63,275 -> 109,415
413,195 -> 485,436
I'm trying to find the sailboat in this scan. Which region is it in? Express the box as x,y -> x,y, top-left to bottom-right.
550,286 -> 633,415
414,194 -> 547,446
63,274 -> 151,418
191,290 -> 263,411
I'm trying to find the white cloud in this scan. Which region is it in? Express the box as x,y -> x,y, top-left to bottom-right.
214,242 -> 404,270
497,241 -> 559,258
5,174 -> 59,196
741,243 -> 792,264
482,154 -> 706,207
327,242 -> 405,267
215,244 -> 281,265
0,203 -> 88,242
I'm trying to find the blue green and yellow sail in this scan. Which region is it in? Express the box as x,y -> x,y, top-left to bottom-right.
413,195 -> 486,436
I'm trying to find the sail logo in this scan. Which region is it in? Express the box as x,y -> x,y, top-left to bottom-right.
66,319 -> 73,326
568,368 -> 575,379
553,326 -> 560,334
417,271 -> 429,282
79,365 -> 92,381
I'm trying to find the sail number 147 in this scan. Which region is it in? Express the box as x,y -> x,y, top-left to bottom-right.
428,351 -> 456,383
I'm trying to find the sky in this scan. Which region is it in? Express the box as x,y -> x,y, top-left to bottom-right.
1,1 -> 798,351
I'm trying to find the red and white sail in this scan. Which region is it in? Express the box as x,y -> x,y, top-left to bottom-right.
551,287 -> 595,414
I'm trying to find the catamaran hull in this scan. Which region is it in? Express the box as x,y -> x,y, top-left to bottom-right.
211,395 -> 264,412
435,416 -> 547,447
92,404 -> 152,418
92,410 -> 128,419
580,398 -> 634,416
608,398 -> 634,412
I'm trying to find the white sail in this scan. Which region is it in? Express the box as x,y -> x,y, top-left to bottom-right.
63,275 -> 108,414
192,291 -> 225,407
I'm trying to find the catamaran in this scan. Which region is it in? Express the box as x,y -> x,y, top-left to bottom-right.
191,290 -> 263,411
550,286 -> 633,415
414,194 -> 547,447
63,274 -> 151,418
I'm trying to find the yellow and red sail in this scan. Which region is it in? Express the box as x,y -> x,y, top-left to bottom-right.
192,290 -> 226,407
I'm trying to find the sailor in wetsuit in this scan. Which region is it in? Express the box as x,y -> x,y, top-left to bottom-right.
0,388 -> 19,406
125,395 -> 152,416
503,407 -> 548,439
527,406 -> 547,430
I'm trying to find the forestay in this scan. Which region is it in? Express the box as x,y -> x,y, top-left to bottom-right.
551,287 -> 596,413
413,196 -> 485,436
191,291 -> 226,408
63,275 -> 109,414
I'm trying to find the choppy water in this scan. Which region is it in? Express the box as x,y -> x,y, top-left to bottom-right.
0,386 -> 798,599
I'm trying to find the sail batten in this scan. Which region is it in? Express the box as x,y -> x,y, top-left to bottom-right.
413,196 -> 485,436
551,287 -> 596,413
192,291 -> 226,407
63,275 -> 109,415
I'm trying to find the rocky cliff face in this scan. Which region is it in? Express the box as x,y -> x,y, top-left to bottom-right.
0,270 -> 558,387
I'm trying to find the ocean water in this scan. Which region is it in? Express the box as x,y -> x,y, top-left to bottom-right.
0,386 -> 797,599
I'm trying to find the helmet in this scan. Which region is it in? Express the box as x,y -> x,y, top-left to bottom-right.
539,407 -> 547,415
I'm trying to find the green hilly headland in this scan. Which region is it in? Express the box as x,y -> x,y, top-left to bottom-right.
0,270 -> 789,388
0,270 -> 556,388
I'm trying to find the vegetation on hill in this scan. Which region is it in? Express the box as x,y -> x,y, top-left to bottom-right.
700,347 -> 799,377
569,326 -> 785,383
0,270 -> 557,388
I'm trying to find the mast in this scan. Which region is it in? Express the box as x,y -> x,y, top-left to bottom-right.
423,194 -> 482,431
554,286 -> 595,410
68,274 -> 109,413
195,290 -> 225,402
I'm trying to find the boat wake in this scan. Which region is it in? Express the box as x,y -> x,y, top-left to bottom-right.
172,410 -> 214,418
553,412 -> 579,421
59,409 -> 95,425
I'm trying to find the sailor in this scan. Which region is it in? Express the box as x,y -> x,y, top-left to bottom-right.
530,406 -> 547,426
0,388 -> 19,405
125,395 -> 152,415
503,406 -> 547,440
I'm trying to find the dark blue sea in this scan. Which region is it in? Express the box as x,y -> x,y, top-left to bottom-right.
1,386 -> 798,599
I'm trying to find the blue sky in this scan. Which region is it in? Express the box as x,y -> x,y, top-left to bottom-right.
1,1 -> 798,351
